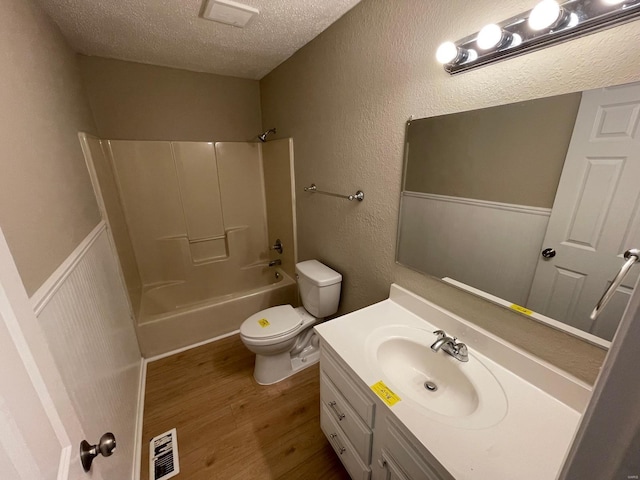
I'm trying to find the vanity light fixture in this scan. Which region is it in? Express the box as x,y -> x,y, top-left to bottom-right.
436,0 -> 640,74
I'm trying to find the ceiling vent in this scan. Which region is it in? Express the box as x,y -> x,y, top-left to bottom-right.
203,0 -> 259,28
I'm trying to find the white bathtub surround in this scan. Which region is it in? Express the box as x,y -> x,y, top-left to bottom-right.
315,284 -> 590,480
80,134 -> 298,356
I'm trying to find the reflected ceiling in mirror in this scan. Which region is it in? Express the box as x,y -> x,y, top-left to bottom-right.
397,81 -> 640,344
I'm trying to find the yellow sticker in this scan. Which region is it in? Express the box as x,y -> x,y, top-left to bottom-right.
370,381 -> 401,406
258,318 -> 270,328
510,304 -> 533,316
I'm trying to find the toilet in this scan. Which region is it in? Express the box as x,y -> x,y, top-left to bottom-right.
240,260 -> 342,385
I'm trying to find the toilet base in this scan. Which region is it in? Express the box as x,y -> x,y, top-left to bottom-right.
253,342 -> 320,385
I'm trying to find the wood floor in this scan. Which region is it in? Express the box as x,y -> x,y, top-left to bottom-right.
141,334 -> 351,479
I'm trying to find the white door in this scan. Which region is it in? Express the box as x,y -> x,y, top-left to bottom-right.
527,82 -> 640,340
0,228 -> 101,480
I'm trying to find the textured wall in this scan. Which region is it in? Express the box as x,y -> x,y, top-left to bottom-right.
79,56 -> 262,142
260,0 -> 640,378
0,0 -> 100,296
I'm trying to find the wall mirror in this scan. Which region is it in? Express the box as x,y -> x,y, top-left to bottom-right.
397,80 -> 640,344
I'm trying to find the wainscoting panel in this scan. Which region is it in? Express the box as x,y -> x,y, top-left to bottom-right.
33,223 -> 141,480
397,192 -> 551,306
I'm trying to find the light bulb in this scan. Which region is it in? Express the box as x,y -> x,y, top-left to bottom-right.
477,24 -> 504,50
529,0 -> 562,30
436,42 -> 459,64
602,0 -> 626,4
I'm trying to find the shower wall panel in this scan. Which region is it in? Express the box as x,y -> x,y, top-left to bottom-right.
106,140 -> 270,308
263,138 -> 297,279
173,142 -> 225,241
80,134 -> 142,314
215,142 -> 269,266
108,141 -> 187,286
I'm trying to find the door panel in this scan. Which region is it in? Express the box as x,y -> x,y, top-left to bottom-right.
0,274 -> 70,480
528,82 -> 640,339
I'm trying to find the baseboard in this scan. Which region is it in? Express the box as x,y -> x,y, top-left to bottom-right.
132,357 -> 147,480
145,329 -> 240,363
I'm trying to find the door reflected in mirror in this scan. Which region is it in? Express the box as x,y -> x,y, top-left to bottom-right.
397,81 -> 640,343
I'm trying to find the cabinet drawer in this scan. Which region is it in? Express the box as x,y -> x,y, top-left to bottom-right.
320,371 -> 373,463
321,403 -> 371,480
382,419 -> 452,480
321,347 -> 375,427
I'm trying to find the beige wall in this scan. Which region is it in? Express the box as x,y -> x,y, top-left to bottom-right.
405,92 -> 581,208
78,56 -> 262,142
260,0 -> 640,380
0,0 -> 100,295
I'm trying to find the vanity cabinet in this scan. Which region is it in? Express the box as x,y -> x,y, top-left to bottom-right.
320,344 -> 453,480
320,345 -> 374,480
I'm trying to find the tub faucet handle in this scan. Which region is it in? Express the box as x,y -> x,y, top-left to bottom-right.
270,239 -> 283,254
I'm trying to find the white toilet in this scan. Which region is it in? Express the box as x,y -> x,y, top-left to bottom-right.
240,260 -> 342,385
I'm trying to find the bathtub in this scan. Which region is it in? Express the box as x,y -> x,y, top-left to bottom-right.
136,267 -> 297,357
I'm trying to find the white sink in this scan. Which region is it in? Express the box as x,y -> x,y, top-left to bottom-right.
366,325 -> 508,429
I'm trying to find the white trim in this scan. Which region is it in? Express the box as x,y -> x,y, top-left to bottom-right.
402,191 -> 553,216
145,329 -> 240,363
56,446 -> 71,480
132,358 -> 146,480
442,277 -> 610,349
29,221 -> 106,315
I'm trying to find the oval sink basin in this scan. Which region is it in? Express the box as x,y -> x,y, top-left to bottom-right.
366,325 -> 507,429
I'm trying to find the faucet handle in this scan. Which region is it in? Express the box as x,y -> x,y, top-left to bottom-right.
452,342 -> 469,362
433,330 -> 446,339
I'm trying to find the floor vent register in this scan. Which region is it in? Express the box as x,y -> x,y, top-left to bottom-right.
150,428 -> 180,480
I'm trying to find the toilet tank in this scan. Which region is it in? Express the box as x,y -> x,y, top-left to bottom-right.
295,260 -> 342,318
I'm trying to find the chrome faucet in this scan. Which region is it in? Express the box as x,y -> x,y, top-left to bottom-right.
430,330 -> 469,362
268,259 -> 282,267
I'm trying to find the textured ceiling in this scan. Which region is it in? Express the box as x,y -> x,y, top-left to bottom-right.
34,0 -> 362,79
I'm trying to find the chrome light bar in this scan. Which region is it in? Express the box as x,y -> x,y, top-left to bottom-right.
437,0 -> 640,75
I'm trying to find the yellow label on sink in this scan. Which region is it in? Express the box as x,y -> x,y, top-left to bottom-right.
510,304 -> 533,316
371,381 -> 401,406
258,318 -> 270,327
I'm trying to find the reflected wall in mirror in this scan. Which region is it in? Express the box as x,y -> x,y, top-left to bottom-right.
397,81 -> 640,343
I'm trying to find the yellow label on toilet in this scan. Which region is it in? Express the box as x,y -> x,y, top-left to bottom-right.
510,304 -> 533,316
371,381 -> 401,407
258,318 -> 270,328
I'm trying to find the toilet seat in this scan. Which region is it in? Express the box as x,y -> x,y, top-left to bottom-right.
240,305 -> 303,340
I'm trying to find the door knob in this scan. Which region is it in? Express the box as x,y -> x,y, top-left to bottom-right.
541,248 -> 556,259
80,432 -> 116,472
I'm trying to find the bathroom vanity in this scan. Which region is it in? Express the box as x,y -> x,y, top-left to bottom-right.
314,284 -> 591,479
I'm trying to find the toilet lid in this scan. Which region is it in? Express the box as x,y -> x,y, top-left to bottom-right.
240,305 -> 303,340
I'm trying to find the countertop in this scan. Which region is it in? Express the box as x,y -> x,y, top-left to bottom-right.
314,284 -> 590,480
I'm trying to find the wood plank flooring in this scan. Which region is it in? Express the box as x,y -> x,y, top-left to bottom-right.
141,334 -> 351,479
